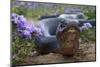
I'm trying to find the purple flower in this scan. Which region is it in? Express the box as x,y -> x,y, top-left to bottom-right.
35,27 -> 43,36
18,15 -> 27,24
80,23 -> 92,30
11,13 -> 19,24
80,25 -> 88,30
84,23 -> 92,28
12,13 -> 43,39
16,16 -> 28,28
11,13 -> 18,18
18,15 -> 26,21
22,30 -> 32,39
25,24 -> 34,33
17,20 -> 26,28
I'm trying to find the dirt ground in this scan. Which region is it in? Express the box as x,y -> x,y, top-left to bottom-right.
21,40 -> 96,65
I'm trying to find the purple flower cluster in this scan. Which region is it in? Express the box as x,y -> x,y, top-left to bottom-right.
80,23 -> 92,31
11,13 -> 43,39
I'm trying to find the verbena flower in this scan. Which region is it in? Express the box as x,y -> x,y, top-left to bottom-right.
11,13 -> 19,24
12,13 -> 43,39
11,13 -> 18,19
25,24 -> 34,33
80,23 -> 92,30
22,30 -> 32,39
17,15 -> 27,25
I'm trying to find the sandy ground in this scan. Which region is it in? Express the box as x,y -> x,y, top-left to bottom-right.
21,40 -> 96,65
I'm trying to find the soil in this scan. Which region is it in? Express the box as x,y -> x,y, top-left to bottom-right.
21,40 -> 96,65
